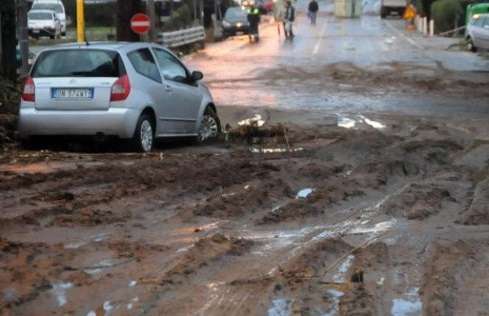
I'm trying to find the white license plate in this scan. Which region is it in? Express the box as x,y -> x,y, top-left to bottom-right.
53,88 -> 93,99
33,29 -> 40,33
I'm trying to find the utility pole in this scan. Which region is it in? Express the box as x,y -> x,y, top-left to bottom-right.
146,0 -> 156,42
116,0 -> 141,42
17,0 -> 29,75
0,0 -> 17,82
76,0 -> 85,43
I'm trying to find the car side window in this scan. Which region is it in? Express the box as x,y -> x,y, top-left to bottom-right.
483,17 -> 489,27
472,17 -> 482,27
152,48 -> 188,83
128,48 -> 161,83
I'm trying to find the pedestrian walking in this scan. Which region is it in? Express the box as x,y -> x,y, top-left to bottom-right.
247,3 -> 261,42
308,0 -> 319,25
283,0 -> 295,40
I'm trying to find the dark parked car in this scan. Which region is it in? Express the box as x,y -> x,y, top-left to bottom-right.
222,7 -> 250,37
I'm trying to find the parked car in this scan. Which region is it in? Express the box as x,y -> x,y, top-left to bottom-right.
222,7 -> 251,37
31,0 -> 67,36
28,10 -> 61,39
380,0 -> 407,18
466,13 -> 489,52
19,42 -> 221,152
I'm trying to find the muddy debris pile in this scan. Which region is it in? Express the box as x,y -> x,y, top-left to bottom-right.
382,183 -> 454,220
459,176 -> 489,225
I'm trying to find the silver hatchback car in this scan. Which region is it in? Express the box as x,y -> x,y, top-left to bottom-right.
19,42 -> 221,152
467,13 -> 489,52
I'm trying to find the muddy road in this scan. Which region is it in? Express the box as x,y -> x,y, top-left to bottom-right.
3,0 -> 489,314
2,109 -> 489,315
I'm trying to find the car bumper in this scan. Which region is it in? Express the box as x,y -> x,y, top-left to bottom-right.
223,26 -> 250,35
19,107 -> 139,139
29,28 -> 56,36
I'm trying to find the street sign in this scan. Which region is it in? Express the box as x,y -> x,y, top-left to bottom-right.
130,13 -> 151,35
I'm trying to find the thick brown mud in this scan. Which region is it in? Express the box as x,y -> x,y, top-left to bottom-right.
1,109 -> 489,315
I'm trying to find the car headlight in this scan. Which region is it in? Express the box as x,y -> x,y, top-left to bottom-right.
222,20 -> 231,27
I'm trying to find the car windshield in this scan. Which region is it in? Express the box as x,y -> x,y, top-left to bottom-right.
32,49 -> 124,78
32,3 -> 63,13
28,12 -> 53,20
225,7 -> 247,20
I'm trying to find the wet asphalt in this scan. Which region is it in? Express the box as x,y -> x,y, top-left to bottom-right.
186,0 -> 489,119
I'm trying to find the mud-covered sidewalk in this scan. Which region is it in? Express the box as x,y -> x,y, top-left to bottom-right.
1,108 -> 489,316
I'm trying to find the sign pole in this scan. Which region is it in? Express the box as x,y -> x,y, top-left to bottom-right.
76,0 -> 85,43
146,0 -> 156,42
17,0 -> 29,75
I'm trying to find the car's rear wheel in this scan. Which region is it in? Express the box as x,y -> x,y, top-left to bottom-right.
197,107 -> 221,143
132,114 -> 155,152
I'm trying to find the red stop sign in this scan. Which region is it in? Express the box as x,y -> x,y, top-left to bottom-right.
130,13 -> 151,35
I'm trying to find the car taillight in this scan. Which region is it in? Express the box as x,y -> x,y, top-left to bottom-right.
110,75 -> 131,102
22,77 -> 35,102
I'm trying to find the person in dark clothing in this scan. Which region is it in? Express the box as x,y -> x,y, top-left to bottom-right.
283,0 -> 295,39
308,0 -> 319,25
247,4 -> 261,42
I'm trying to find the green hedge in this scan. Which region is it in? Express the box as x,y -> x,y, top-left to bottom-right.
162,3 -> 194,31
431,0 -> 463,33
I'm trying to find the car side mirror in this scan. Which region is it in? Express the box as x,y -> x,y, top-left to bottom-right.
191,71 -> 204,81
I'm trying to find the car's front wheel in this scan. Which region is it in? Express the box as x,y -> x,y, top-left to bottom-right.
466,37 -> 477,52
132,114 -> 155,152
197,107 -> 221,143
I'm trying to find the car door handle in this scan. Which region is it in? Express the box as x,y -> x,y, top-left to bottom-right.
164,84 -> 172,92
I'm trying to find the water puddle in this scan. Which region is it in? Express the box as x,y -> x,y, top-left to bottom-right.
384,36 -> 396,44
267,298 -> 292,316
349,219 -> 397,235
83,258 -> 127,275
103,301 -> 114,313
64,241 -> 87,249
127,297 -> 138,310
51,282 -> 73,307
296,188 -> 314,199
336,114 -> 386,130
250,147 -> 304,154
337,116 -> 356,129
391,287 -> 422,316
333,255 -> 355,283
359,115 -> 386,129
324,289 -> 344,316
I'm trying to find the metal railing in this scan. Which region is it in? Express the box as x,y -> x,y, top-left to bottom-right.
157,26 -> 205,48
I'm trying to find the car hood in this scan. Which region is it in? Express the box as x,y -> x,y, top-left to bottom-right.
29,20 -> 56,28
224,17 -> 248,24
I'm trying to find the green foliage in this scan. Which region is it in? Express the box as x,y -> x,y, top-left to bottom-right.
162,3 -> 194,31
431,0 -> 463,33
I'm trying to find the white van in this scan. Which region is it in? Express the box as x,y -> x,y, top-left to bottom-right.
31,0 -> 66,36
380,0 -> 407,18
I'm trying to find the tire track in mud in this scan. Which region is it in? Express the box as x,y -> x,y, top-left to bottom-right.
2,117 -> 489,315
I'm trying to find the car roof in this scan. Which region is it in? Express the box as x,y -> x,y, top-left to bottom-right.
35,42 -> 166,54
29,9 -> 56,14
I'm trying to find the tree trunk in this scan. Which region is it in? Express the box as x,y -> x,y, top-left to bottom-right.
116,0 -> 142,42
0,0 -> 17,82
